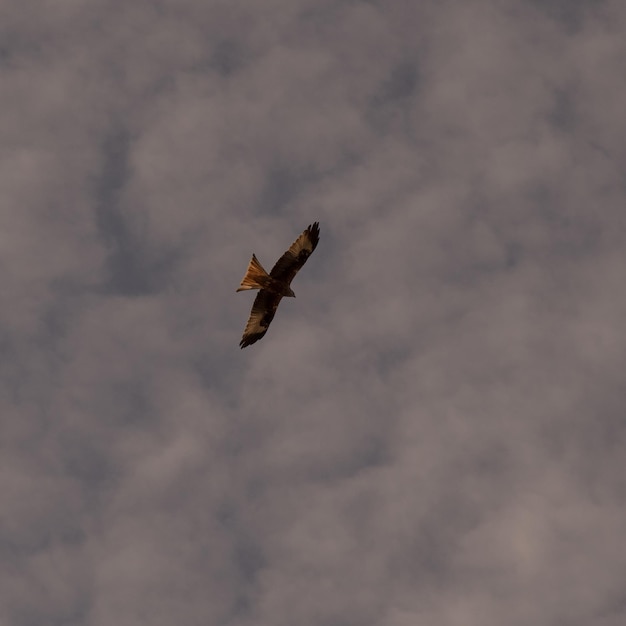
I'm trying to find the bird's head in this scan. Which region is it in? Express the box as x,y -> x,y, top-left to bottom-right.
286,287 -> 296,298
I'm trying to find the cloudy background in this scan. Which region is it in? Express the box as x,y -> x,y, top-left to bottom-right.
2,0 -> 626,624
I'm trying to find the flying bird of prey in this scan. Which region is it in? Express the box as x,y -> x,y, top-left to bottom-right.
237,222 -> 320,348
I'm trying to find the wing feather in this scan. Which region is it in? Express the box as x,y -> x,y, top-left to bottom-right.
238,222 -> 320,348
239,290 -> 282,348
269,222 -> 320,285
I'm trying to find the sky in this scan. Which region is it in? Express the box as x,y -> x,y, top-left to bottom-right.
2,0 -> 626,625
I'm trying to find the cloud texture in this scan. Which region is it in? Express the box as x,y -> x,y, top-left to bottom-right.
2,1 -> 626,625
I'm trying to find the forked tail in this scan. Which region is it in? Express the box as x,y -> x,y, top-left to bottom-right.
236,254 -> 271,292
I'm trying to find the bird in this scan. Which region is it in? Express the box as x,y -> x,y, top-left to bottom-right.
237,222 -> 320,348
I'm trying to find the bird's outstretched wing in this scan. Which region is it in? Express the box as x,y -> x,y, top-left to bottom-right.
269,222 -> 320,285
239,289 -> 282,348
238,222 -> 320,348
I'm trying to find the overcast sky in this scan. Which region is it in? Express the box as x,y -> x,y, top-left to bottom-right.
2,1 -> 626,625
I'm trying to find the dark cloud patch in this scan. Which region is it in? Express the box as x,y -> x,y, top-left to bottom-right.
216,501 -> 267,617
256,164 -> 306,216
378,60 -> 419,103
60,432 -> 117,493
94,128 -> 184,295
190,342 -> 249,401
523,186 -> 599,252
101,237 -> 183,296
211,39 -> 246,77
549,86 -> 578,132
94,378 -> 155,429
306,432 -> 389,483
0,330 -> 23,403
367,59 -> 420,134
528,0 -> 601,33
0,42 -> 9,65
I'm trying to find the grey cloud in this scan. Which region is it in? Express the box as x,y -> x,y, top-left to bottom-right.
2,1 -> 626,625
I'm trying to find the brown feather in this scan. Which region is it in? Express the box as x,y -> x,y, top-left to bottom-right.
236,254 -> 271,291
269,222 -> 320,285
237,222 -> 320,348
239,290 -> 281,348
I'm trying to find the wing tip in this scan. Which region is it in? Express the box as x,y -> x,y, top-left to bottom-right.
239,331 -> 266,348
306,221 -> 320,248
